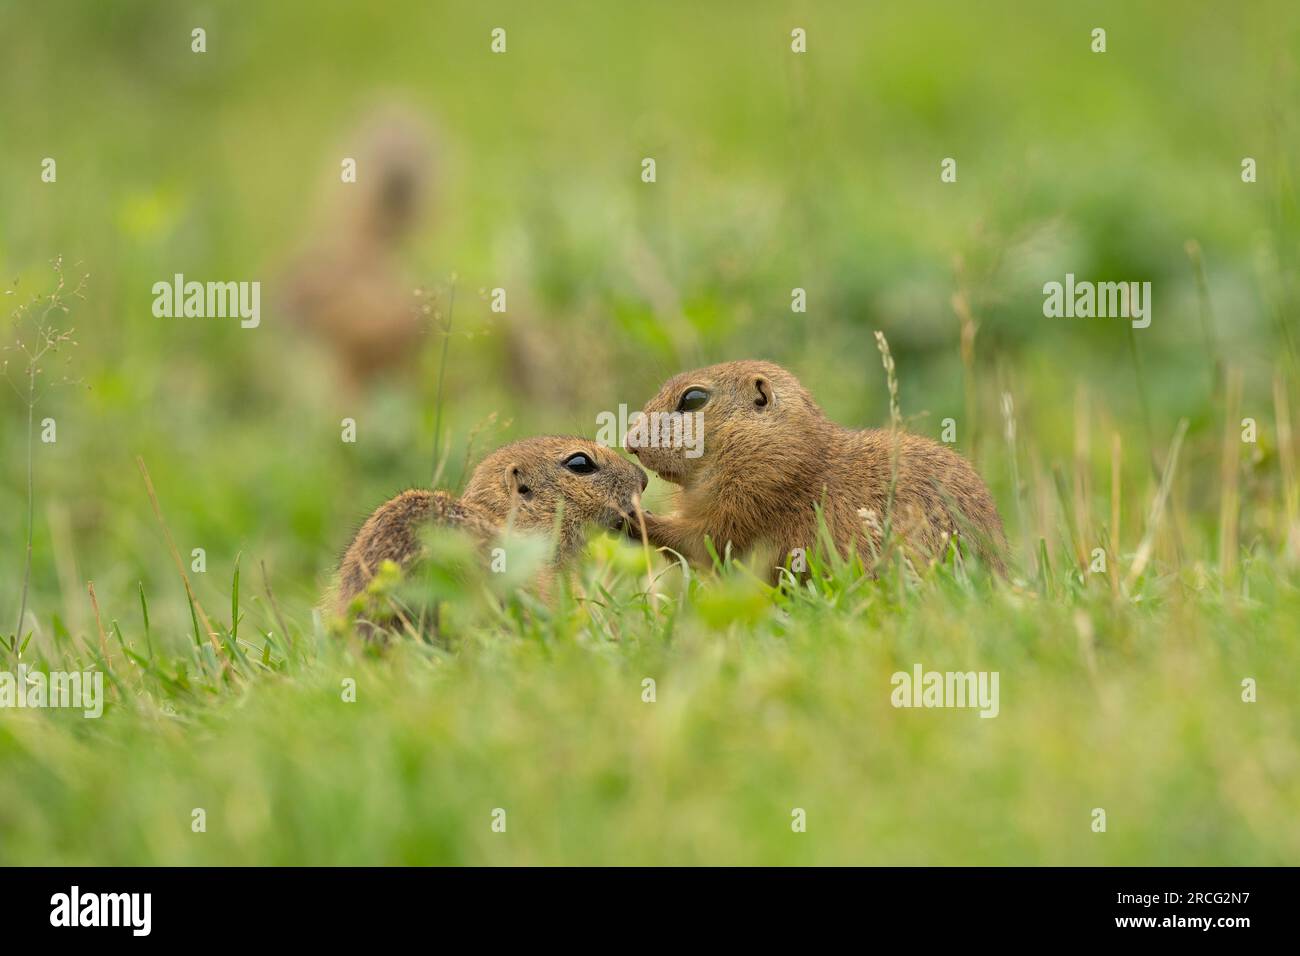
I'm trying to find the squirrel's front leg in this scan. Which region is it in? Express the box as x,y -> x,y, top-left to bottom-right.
626,511 -> 705,566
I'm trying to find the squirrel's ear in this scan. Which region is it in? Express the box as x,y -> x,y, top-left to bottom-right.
753,376 -> 773,410
507,464 -> 534,502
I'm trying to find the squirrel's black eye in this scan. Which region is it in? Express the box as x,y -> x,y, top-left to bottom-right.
677,388 -> 710,412
562,453 -> 599,475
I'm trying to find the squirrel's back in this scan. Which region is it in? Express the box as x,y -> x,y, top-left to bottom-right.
335,489 -> 495,612
837,428 -> 1006,572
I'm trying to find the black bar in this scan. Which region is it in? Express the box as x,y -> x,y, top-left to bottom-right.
0,867 -> 1285,942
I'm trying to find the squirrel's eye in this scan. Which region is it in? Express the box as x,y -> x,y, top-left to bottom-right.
677,388 -> 710,412
562,453 -> 599,475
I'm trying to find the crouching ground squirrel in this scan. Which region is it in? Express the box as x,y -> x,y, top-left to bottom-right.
623,360 -> 1007,576
336,436 -> 648,613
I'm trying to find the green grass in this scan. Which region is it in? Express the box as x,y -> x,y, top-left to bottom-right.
2,0 -> 1299,864
2,531 -> 1298,865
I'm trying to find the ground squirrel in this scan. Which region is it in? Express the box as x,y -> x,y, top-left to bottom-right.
623,360 -> 1006,576
336,436 -> 647,613
282,106 -> 435,388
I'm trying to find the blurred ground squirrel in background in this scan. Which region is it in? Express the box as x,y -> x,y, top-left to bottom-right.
624,360 -> 1006,577
282,105 -> 435,388
335,436 -> 648,614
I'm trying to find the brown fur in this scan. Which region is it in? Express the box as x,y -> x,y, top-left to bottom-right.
624,361 -> 1007,577
336,436 -> 647,612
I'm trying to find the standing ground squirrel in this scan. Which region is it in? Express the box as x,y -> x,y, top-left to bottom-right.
281,106 -> 435,389
623,360 -> 1007,576
335,436 -> 647,614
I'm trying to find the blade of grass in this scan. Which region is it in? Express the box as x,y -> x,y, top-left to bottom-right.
136,456 -> 230,672
1125,419 -> 1190,592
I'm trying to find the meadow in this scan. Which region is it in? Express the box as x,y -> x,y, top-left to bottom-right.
1,0 -> 1297,864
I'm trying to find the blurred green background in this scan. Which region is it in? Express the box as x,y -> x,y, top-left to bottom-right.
0,1 -> 1297,864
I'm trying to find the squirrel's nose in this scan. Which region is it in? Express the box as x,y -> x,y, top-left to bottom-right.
627,444 -> 642,459
637,468 -> 648,491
